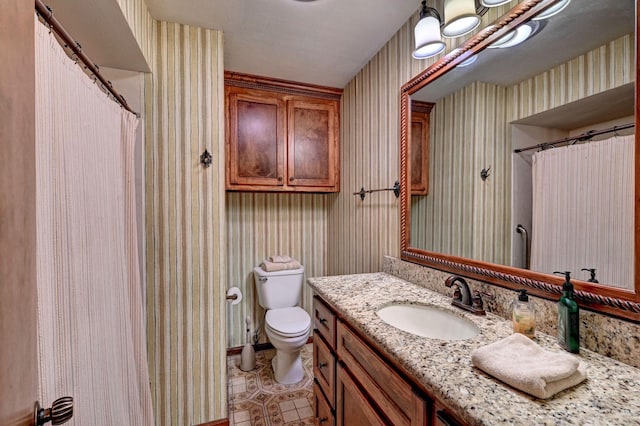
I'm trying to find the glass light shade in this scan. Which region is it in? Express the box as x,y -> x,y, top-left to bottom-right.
532,0 -> 571,20
481,0 -> 512,6
413,15 -> 446,59
456,54 -> 478,67
487,29 -> 516,48
442,0 -> 481,38
493,23 -> 534,48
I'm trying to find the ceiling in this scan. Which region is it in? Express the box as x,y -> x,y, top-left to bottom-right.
144,0 -> 420,88
44,0 -> 421,88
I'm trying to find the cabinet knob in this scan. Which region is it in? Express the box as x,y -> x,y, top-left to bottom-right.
318,317 -> 327,325
318,362 -> 327,369
277,176 -> 283,181
289,177 -> 294,182
35,397 -> 73,425
319,417 -> 328,423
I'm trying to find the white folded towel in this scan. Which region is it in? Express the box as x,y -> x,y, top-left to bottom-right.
260,259 -> 302,272
268,255 -> 293,263
471,333 -> 587,399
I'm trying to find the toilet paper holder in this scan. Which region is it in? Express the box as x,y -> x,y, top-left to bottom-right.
226,287 -> 243,305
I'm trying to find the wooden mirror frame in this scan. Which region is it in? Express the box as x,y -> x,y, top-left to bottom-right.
400,0 -> 640,322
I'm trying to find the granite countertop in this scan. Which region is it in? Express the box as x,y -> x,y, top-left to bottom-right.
307,272 -> 640,426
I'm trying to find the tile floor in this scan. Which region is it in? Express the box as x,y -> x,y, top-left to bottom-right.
227,343 -> 314,425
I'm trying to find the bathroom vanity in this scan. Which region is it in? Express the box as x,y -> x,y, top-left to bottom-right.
308,273 -> 640,425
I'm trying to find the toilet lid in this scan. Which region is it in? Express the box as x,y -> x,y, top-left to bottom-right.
266,307 -> 311,336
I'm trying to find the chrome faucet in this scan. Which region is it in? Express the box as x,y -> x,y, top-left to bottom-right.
445,275 -> 488,315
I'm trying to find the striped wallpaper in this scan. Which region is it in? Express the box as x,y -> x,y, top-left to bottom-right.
144,20 -> 227,426
225,193 -> 328,347
328,2 -> 517,275
507,34 -> 634,121
115,0 -> 230,423
411,82 -> 511,264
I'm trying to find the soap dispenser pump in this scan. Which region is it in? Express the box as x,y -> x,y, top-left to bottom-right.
554,271 -> 580,353
512,289 -> 536,339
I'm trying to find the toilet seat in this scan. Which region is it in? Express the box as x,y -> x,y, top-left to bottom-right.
265,307 -> 311,338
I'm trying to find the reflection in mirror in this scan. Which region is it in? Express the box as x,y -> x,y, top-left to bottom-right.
401,0 -> 640,321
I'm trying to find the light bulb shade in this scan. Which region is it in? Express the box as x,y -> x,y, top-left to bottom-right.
532,0 -> 571,20
480,0 -> 512,6
457,54 -> 478,67
442,0 -> 481,38
413,14 -> 445,59
490,21 -> 539,48
487,29 -> 516,48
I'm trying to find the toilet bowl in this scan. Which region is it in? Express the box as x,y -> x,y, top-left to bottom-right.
265,306 -> 311,384
254,265 -> 310,384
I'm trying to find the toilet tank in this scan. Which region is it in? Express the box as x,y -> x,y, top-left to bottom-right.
254,265 -> 305,309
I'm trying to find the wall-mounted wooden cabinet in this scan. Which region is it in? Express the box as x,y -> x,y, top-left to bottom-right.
410,101 -> 434,195
225,72 -> 342,193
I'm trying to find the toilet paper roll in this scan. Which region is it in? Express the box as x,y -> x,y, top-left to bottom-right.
226,287 -> 243,305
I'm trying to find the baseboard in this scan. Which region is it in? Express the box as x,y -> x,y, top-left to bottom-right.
226,336 -> 313,356
194,418 -> 229,426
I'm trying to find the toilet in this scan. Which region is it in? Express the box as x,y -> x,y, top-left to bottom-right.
254,265 -> 310,384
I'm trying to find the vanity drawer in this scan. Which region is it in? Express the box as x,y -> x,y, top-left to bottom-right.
314,381 -> 335,426
313,330 -> 336,408
314,296 -> 336,349
337,321 -> 422,426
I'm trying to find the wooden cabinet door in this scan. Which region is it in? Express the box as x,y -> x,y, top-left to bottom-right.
226,87 -> 285,188
313,334 -> 336,408
336,365 -> 388,426
314,382 -> 335,426
287,98 -> 339,189
410,102 -> 433,195
433,401 -> 464,426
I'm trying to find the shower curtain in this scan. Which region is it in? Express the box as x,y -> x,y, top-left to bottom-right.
35,17 -> 153,425
530,134 -> 634,289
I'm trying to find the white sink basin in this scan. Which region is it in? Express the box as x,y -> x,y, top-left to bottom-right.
376,303 -> 480,341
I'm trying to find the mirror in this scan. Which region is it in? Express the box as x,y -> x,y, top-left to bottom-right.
400,0 -> 640,321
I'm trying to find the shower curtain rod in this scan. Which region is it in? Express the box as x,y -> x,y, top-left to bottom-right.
34,0 -> 138,116
513,122 -> 635,154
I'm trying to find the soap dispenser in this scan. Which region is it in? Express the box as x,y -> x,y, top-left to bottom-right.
512,289 -> 536,339
555,271 -> 580,353
581,268 -> 599,283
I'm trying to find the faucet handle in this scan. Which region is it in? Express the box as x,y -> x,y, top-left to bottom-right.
472,291 -> 484,310
472,291 -> 494,311
452,286 -> 462,302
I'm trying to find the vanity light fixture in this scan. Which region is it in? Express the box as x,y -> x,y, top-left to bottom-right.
532,0 -> 571,20
442,0 -> 481,38
412,0 -> 446,59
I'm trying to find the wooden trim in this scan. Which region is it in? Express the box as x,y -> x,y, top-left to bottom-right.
224,71 -> 343,100
400,0 -> 640,323
194,419 -> 229,426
